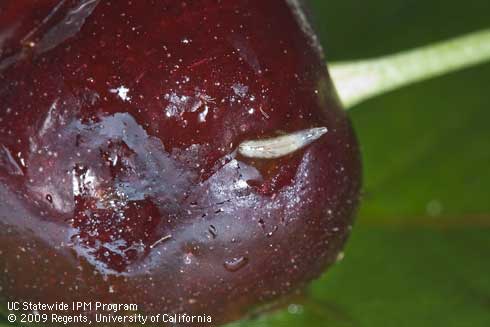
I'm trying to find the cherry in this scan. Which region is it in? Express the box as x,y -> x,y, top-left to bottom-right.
0,0 -> 361,325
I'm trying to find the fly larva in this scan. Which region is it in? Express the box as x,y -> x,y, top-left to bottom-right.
238,127 -> 328,159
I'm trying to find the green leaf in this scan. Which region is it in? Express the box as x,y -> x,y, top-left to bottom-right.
228,226 -> 490,327
308,0 -> 490,220
352,63 -> 490,220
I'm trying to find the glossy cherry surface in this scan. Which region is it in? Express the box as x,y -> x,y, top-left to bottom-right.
0,0 -> 361,325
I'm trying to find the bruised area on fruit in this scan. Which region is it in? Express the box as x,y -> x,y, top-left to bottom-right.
0,0 -> 361,325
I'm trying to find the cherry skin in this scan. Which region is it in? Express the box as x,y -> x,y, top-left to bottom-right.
0,0 -> 361,325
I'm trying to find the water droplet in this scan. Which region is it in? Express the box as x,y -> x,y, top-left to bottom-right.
224,256 -> 248,272
288,304 -> 304,315
426,199 -> 443,216
208,225 -> 217,238
45,194 -> 53,203
184,253 -> 193,265
109,85 -> 131,102
336,251 -> 345,262
266,226 -> 278,237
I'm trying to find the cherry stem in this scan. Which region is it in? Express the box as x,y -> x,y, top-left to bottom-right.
329,28 -> 490,108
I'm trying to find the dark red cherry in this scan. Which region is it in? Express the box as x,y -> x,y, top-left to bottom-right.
0,0 -> 361,325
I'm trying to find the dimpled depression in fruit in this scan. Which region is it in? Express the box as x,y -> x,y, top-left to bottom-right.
0,0 -> 361,325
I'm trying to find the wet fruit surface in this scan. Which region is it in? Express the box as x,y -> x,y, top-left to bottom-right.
0,0 -> 361,325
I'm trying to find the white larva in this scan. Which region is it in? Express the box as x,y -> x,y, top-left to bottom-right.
238,127 -> 328,159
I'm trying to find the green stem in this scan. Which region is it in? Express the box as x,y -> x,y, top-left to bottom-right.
329,29 -> 490,108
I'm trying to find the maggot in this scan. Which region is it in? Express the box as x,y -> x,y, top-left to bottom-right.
238,127 -> 328,159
